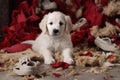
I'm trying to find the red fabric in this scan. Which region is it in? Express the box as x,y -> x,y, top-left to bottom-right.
53,73 -> 62,77
0,0 -> 40,49
51,62 -> 70,69
79,51 -> 93,57
71,30 -> 86,46
100,0 -> 109,6
53,0 -> 77,23
107,54 -> 116,62
87,29 -> 95,46
19,0 -> 29,14
72,0 -> 82,9
2,43 -> 32,53
17,10 -> 26,24
0,63 -> 3,67
112,35 -> 120,47
83,0 -> 103,26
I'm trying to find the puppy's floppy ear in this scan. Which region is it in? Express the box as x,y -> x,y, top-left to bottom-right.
65,16 -> 73,34
39,14 -> 48,33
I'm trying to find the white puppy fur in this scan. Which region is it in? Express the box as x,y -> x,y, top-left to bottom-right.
34,11 -> 73,64
23,11 -> 86,64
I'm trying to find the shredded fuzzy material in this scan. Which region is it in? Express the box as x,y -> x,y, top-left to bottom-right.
0,46 -> 120,80
84,67 -> 111,74
103,0 -> 120,16
0,47 -> 120,72
91,22 -> 119,37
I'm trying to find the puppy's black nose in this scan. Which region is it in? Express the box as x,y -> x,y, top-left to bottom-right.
53,29 -> 59,34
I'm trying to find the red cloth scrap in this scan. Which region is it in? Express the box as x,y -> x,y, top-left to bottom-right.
53,73 -> 62,77
79,51 -> 93,57
51,62 -> 70,69
2,43 -> 32,53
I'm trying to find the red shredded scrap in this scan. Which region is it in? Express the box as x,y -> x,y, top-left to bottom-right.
108,55 -> 115,59
87,29 -> 95,46
23,33 -> 38,40
0,0 -> 40,49
112,35 -> 120,46
51,62 -> 70,69
0,37 -> 11,49
107,54 -> 116,62
72,0 -> 82,9
83,0 -> 103,26
53,0 -> 76,23
2,43 -> 32,53
53,73 -> 62,77
0,63 -> 4,67
31,0 -> 38,8
71,30 -> 86,46
80,51 -> 93,57
19,0 -> 30,16
17,10 -> 26,24
100,0 -> 109,6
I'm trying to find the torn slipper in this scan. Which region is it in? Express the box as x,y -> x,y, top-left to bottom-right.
13,62 -> 34,76
94,36 -> 119,52
13,56 -> 37,76
73,18 -> 87,30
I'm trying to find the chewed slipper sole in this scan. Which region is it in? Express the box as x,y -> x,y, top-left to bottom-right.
13,56 -> 39,76
94,36 -> 119,52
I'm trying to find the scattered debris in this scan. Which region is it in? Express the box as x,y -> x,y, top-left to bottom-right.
51,62 -> 70,69
53,73 -> 62,77
85,67 -> 111,74
0,47 -> 120,78
68,69 -> 78,76
103,0 -> 120,16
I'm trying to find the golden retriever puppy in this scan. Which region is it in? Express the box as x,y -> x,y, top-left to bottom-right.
23,11 -> 86,64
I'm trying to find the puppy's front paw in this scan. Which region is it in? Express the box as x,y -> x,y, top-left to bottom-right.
44,57 -> 55,64
64,58 -> 73,64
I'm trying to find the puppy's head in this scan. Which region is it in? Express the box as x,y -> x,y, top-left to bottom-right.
39,11 -> 73,37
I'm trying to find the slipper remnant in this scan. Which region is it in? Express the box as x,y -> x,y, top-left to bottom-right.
94,36 -> 119,52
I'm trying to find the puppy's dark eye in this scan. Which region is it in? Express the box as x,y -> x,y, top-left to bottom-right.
59,21 -> 63,26
15,68 -> 20,70
49,22 -> 53,25
22,61 -> 27,65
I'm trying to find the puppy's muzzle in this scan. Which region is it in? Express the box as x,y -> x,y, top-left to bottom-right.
53,29 -> 59,35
